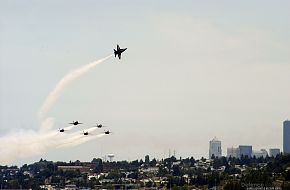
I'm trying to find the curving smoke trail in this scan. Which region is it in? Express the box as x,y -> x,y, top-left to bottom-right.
0,55 -> 113,164
38,54 -> 113,122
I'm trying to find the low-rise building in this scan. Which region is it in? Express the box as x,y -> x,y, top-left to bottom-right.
239,145 -> 252,158
252,149 -> 268,158
57,166 -> 90,173
269,148 -> 280,157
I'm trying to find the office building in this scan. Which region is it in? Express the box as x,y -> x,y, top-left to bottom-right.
209,137 -> 222,159
269,148 -> 280,157
252,149 -> 268,158
239,145 -> 252,158
227,147 -> 240,158
283,120 -> 290,154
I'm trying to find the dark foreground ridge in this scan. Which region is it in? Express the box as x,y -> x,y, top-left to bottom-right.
1,154 -> 290,189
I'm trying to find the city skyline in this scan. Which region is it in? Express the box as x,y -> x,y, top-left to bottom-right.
1,1 -> 290,165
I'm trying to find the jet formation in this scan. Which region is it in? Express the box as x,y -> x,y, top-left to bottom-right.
59,121 -> 112,136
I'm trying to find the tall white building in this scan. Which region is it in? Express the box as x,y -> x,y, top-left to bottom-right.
209,137 -> 222,159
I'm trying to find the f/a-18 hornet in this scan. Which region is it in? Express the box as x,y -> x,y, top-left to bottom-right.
114,44 -> 127,59
104,130 -> 112,135
82,131 -> 89,136
69,121 -> 83,125
58,128 -> 65,132
95,123 -> 108,128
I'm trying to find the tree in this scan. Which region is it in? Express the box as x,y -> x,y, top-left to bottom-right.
207,171 -> 220,188
91,158 -> 103,172
8,180 -> 20,189
223,180 -> 244,190
172,165 -> 181,176
106,171 -> 121,180
145,155 -> 150,165
150,158 -> 157,167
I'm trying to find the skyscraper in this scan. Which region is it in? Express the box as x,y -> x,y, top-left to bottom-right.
209,137 -> 222,159
283,120 -> 290,154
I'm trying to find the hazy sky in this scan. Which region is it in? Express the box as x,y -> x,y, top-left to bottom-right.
0,0 -> 290,165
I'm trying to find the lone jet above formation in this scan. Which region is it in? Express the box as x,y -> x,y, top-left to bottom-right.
69,121 -> 83,125
114,44 -> 127,59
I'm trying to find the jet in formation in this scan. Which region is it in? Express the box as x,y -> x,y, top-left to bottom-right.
69,121 -> 83,125
82,130 -> 112,136
83,131 -> 89,136
58,128 -> 65,132
95,123 -> 107,128
104,130 -> 112,135
114,44 -> 127,59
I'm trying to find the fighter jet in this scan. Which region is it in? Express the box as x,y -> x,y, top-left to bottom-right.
104,130 -> 112,135
69,121 -> 83,125
83,131 -> 89,136
95,123 -> 107,128
58,128 -> 65,132
114,44 -> 127,59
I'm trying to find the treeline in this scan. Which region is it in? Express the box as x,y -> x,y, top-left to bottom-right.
0,154 -> 290,189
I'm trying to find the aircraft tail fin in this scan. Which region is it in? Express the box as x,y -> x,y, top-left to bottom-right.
114,49 -> 117,57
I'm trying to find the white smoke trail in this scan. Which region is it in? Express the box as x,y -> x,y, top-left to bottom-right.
56,126 -> 99,146
0,55 -> 112,164
83,126 -> 99,133
62,125 -> 75,131
0,125 -> 106,164
58,133 -> 106,148
0,130 -> 59,164
38,54 -> 113,122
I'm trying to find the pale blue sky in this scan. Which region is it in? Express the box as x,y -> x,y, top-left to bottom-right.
0,1 -> 290,165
